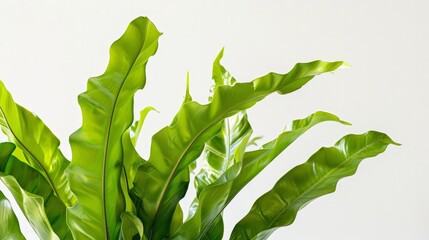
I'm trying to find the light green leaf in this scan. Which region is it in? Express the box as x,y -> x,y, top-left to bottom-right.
230,131 -> 399,240
132,47 -> 346,239
131,106 -> 157,146
169,204 -> 184,236
173,111 -> 348,239
0,82 -> 75,207
0,142 -> 58,240
66,16 -> 161,239
187,50 -> 252,239
0,190 -> 25,240
0,143 -> 71,239
120,212 -> 145,240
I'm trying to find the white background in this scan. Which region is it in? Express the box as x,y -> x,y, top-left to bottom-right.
0,0 -> 427,239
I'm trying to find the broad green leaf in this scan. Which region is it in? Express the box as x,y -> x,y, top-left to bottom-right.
0,143 -> 58,240
66,16 -> 161,239
132,48 -> 346,239
201,216 -> 224,240
172,111 -> 348,239
0,81 -> 75,207
0,190 -> 25,240
0,143 -> 71,239
230,131 -> 399,240
120,212 -> 145,240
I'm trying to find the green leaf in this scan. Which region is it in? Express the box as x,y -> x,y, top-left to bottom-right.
194,49 -> 252,195
0,143 -> 71,239
66,16 -> 161,239
0,142 -> 58,240
172,111 -> 348,239
0,190 -> 25,240
230,131 -> 399,240
122,106 -> 156,214
120,212 -> 145,240
132,47 -> 346,238
123,106 -> 156,194
169,204 -> 184,236
188,50 -> 252,239
131,106 -> 157,147
0,81 -> 75,207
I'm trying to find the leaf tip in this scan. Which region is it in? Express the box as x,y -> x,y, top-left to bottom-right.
340,120 -> 352,126
340,61 -> 351,68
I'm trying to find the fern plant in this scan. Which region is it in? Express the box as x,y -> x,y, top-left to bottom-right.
0,16 -> 397,240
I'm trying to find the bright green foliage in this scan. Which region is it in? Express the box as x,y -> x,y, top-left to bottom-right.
0,16 -> 397,240
0,191 -> 25,240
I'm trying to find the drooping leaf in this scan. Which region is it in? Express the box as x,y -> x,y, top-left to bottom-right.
172,111 -> 348,239
230,131 -> 399,240
132,48 -> 347,239
66,16 -> 161,239
120,212 -> 145,240
0,190 -> 25,240
0,142 -> 58,240
0,82 -> 75,207
0,143 -> 71,239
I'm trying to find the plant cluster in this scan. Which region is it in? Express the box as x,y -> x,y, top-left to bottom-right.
0,17 -> 397,240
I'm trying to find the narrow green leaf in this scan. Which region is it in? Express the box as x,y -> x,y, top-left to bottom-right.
0,190 -> 25,240
120,212 -> 145,240
122,106 -> 156,213
0,143 -> 58,240
66,16 -> 161,239
132,48 -> 346,239
172,111 -> 348,239
0,143 -> 71,239
131,107 -> 157,146
230,131 -> 399,240
0,81 -> 75,207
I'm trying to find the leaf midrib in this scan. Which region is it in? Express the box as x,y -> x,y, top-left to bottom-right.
100,20 -> 152,239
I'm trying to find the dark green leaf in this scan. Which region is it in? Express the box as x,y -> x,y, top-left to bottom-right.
230,131 -> 399,240
66,16 -> 161,239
